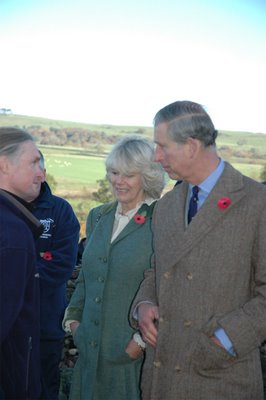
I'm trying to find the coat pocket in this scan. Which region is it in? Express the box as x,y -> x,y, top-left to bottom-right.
191,332 -> 236,372
107,351 -> 143,365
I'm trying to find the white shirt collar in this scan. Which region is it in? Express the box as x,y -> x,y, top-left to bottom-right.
115,197 -> 155,219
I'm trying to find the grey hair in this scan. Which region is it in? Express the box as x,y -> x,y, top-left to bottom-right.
153,100 -> 218,147
106,135 -> 166,199
0,127 -> 34,158
39,150 -> 45,170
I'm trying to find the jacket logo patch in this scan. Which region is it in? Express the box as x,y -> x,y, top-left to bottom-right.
40,218 -> 54,238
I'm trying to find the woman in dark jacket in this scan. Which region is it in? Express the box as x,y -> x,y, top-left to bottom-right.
0,127 -> 44,400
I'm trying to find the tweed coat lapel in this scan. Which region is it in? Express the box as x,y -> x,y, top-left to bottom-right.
158,162 -> 246,270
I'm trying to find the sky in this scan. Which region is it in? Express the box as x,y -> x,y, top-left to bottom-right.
0,0 -> 266,133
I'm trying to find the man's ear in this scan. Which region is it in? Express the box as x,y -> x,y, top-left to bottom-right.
186,137 -> 201,158
0,156 -> 10,174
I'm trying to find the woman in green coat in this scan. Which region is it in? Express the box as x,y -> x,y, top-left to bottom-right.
63,135 -> 165,400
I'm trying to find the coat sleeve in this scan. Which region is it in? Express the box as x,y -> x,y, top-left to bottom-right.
129,257 -> 158,329
129,204 -> 158,328
63,208 -> 96,325
218,201 -> 266,357
62,267 -> 86,324
36,202 -> 80,288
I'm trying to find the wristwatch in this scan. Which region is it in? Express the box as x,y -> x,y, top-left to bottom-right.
133,332 -> 146,350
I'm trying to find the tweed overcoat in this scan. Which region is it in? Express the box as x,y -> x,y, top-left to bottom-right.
64,201 -> 156,400
131,163 -> 266,400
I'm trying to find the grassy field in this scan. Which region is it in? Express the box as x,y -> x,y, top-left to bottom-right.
39,135 -> 266,195
218,130 -> 266,147
41,148 -> 107,191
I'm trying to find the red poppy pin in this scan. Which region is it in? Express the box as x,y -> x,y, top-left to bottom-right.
134,214 -> 145,224
40,251 -> 53,261
217,197 -> 231,210
134,212 -> 146,224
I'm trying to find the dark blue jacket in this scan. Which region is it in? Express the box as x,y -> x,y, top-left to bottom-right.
0,191 -> 42,400
32,182 -> 80,340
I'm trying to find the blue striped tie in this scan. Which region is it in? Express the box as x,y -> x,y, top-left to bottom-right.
188,186 -> 199,224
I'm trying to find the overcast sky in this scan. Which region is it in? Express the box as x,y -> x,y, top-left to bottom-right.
0,0 -> 266,133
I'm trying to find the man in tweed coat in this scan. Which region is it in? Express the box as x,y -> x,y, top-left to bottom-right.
131,101 -> 266,400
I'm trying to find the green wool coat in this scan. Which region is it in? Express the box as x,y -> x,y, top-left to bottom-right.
64,201 -> 155,400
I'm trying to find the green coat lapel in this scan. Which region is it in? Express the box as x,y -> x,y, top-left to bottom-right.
111,202 -> 156,246
90,202 -> 117,248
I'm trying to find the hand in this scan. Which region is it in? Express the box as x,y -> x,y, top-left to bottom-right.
137,303 -> 159,348
210,335 -> 224,349
70,321 -> 80,336
125,338 -> 144,360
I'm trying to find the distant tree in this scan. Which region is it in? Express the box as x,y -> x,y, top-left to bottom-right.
260,165 -> 266,182
46,173 -> 57,191
92,178 -> 113,203
75,199 -> 95,227
95,143 -> 104,154
0,108 -> 12,114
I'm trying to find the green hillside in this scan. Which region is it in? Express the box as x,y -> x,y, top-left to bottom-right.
0,113 -> 152,137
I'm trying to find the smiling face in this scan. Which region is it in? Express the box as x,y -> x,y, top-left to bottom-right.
154,121 -> 193,181
109,169 -> 145,213
1,140 -> 44,202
